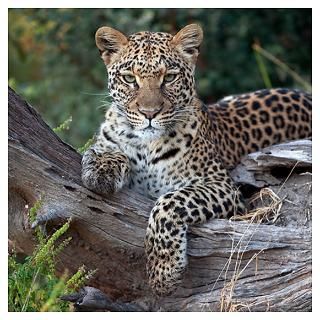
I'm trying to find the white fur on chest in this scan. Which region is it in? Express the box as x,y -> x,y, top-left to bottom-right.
121,142 -> 185,199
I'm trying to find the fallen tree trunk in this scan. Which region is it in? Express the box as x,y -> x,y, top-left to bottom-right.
8,87 -> 311,311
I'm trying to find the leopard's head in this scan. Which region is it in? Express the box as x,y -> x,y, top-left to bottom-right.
96,24 -> 203,139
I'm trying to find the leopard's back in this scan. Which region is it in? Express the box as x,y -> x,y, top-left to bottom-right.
207,88 -> 312,168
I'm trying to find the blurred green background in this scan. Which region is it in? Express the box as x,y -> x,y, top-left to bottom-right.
9,8 -> 311,149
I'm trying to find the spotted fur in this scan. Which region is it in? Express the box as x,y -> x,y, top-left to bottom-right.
81,24 -> 312,295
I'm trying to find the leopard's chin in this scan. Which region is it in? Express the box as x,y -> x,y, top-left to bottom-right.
135,127 -> 166,141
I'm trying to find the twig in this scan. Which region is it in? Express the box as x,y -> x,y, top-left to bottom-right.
254,49 -> 272,88
252,43 -> 312,92
277,161 -> 300,193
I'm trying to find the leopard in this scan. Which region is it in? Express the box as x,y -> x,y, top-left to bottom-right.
81,24 -> 312,296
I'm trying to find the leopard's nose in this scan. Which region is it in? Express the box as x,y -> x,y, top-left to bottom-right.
138,106 -> 163,120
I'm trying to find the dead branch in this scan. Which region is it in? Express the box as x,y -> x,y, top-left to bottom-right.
8,87 -> 311,311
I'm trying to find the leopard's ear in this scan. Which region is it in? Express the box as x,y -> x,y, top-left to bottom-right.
171,24 -> 203,64
95,26 -> 128,65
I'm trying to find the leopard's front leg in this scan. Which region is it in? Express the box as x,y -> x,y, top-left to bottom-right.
145,177 -> 245,295
81,127 -> 131,195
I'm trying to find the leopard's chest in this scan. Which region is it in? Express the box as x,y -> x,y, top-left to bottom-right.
123,144 -> 187,199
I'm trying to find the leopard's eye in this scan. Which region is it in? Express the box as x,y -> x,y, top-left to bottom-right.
122,74 -> 136,84
163,73 -> 177,83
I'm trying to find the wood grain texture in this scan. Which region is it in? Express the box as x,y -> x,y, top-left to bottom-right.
8,87 -> 311,311
230,139 -> 311,187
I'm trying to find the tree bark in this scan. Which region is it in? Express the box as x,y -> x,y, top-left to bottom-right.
8,87 -> 311,311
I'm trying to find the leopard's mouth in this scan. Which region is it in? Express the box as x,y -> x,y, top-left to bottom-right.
144,126 -> 156,131
142,126 -> 163,135
138,120 -> 163,132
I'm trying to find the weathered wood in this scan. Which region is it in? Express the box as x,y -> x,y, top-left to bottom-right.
8,87 -> 311,311
60,286 -> 144,311
230,139 -> 311,188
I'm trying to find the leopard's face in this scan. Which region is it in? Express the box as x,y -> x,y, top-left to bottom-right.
96,25 -> 203,139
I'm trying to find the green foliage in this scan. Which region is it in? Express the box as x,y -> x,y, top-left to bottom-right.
8,202 -> 94,312
53,116 -> 72,133
9,9 -> 311,148
28,198 -> 46,245
77,136 -> 95,154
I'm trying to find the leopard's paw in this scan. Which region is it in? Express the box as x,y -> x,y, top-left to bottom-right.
145,220 -> 188,296
81,149 -> 130,195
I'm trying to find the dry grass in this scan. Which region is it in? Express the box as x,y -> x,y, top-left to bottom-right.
216,187 -> 285,312
232,187 -> 284,224
218,240 -> 265,312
